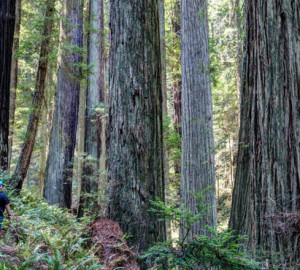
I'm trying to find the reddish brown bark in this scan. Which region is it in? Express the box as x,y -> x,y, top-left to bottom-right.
230,1 -> 300,266
107,0 -> 166,260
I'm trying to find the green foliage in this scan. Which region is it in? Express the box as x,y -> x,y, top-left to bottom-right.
0,189 -> 102,269
11,0 -> 60,176
142,194 -> 261,270
163,116 -> 181,205
208,0 -> 241,228
163,0 -> 242,231
163,116 -> 181,165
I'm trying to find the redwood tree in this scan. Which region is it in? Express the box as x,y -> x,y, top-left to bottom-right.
0,0 -> 16,171
180,0 -> 217,241
8,0 -> 22,171
12,0 -> 56,193
107,0 -> 166,256
230,1 -> 300,264
172,0 -> 182,138
172,0 -> 182,177
78,0 -> 106,217
159,0 -> 167,118
44,0 -> 83,208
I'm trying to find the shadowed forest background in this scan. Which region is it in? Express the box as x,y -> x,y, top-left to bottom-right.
0,0 -> 299,269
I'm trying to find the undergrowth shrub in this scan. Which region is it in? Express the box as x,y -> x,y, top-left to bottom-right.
142,192 -> 262,270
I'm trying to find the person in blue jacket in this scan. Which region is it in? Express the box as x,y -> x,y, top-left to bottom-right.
0,181 -> 11,232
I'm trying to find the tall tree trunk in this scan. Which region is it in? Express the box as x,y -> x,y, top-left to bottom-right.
8,0 -> 22,172
40,74 -> 53,195
77,0 -> 106,218
76,84 -> 86,214
229,136 -> 234,187
159,0 -> 167,118
158,0 -> 171,238
76,2 -> 88,214
0,0 -> 16,171
107,0 -> 166,258
40,96 -> 48,195
172,0 -> 182,138
234,0 -> 242,102
44,0 -> 83,208
180,0 -> 217,241
230,1 -> 300,265
11,0 -> 56,193
172,0 -> 182,178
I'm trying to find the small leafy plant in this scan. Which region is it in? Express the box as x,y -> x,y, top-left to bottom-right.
142,191 -> 261,269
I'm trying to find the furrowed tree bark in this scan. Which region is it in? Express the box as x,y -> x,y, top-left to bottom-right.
230,0 -> 300,265
8,0 -> 22,172
11,0 -> 56,193
44,0 -> 83,209
0,0 -> 16,172
78,0 -> 106,218
107,0 -> 166,259
180,0 -> 217,244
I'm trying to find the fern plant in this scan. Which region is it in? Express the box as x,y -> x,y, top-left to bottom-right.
0,188 -> 102,269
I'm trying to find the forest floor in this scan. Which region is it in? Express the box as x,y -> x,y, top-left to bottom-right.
0,245 -> 20,266
90,217 -> 140,270
0,189 -> 139,269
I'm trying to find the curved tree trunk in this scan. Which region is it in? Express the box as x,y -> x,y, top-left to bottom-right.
0,0 -> 16,171
180,0 -> 217,241
78,0 -> 106,218
44,0 -> 83,208
107,0 -> 166,258
12,0 -> 56,193
230,0 -> 300,265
